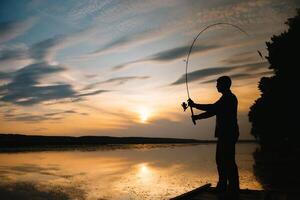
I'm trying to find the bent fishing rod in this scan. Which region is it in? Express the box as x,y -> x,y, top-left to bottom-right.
181,22 -> 258,125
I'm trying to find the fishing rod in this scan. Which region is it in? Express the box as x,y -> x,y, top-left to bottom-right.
181,22 -> 259,125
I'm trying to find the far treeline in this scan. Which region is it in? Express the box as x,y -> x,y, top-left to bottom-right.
0,134 -> 199,148
0,134 -> 255,149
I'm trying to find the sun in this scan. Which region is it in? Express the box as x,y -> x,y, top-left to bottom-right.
139,106 -> 151,123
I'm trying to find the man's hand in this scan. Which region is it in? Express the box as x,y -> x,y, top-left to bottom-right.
188,98 -> 195,107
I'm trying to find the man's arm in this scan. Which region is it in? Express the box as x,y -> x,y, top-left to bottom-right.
193,103 -> 216,111
192,111 -> 216,121
188,99 -> 217,111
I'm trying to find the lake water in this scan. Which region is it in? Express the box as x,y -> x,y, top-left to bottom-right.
0,143 -> 262,200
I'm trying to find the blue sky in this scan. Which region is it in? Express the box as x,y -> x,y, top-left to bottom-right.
0,0 -> 299,139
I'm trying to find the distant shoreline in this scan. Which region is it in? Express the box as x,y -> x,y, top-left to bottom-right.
0,134 -> 257,152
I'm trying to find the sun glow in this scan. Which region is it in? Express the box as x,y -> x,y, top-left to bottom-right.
140,163 -> 150,174
138,106 -> 151,123
137,163 -> 153,182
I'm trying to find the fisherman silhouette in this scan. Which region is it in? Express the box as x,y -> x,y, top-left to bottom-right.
188,76 -> 240,197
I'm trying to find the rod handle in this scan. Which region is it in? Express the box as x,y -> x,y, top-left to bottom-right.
190,106 -> 196,125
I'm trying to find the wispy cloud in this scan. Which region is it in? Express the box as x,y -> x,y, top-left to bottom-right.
200,70 -> 273,84
171,62 -> 268,85
112,44 -> 219,71
0,71 -> 13,80
84,25 -> 174,58
5,113 -> 62,122
103,76 -> 149,84
84,76 -> 150,90
88,31 -> 155,57
0,18 -> 36,43
77,89 -> 109,97
29,36 -> 64,62
221,51 -> 263,65
147,45 -> 218,62
3,109 -> 86,123
0,44 -> 28,62
67,0 -> 117,22
196,0 -> 292,26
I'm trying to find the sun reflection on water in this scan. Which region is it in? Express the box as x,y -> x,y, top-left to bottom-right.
138,163 -> 151,176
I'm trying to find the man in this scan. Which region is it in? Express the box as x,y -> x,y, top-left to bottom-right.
188,76 -> 240,195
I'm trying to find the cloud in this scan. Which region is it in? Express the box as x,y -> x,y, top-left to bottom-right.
103,76 -> 149,84
112,60 -> 140,71
90,34 -> 141,56
221,51 -> 263,65
0,32 -> 111,106
0,84 -> 76,106
112,44 -> 219,71
66,0 -> 299,70
67,0 -> 116,22
0,35 -> 64,65
79,1 -> 230,60
196,0 -> 291,26
0,62 -> 108,106
86,27 -> 168,58
0,18 -> 36,43
77,89 -> 109,97
5,114 -> 62,122
65,1 -> 185,61
85,74 -> 98,78
171,62 -> 268,85
0,71 -> 13,80
3,109 -> 84,122
147,44 -> 218,62
0,45 -> 28,62
69,0 -> 175,22
84,76 -> 150,90
5,62 -> 64,84
200,73 -> 251,84
172,66 -> 235,85
200,70 -> 273,84
29,36 -> 64,62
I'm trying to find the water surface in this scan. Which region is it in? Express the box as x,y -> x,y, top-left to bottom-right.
0,143 -> 261,200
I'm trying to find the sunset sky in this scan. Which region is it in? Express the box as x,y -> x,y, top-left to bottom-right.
0,0 -> 299,139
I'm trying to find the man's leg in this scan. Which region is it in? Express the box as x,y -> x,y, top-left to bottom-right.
216,140 -> 227,192
227,141 -> 239,192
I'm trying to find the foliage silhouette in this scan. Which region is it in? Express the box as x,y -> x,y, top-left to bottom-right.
249,9 -> 300,190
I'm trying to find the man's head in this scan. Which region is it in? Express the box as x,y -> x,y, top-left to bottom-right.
216,76 -> 231,93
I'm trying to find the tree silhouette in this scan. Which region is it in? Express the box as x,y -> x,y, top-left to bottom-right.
249,9 -> 300,190
249,9 -> 299,145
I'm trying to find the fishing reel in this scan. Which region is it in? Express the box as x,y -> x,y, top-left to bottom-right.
181,102 -> 188,111
181,100 -> 196,125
